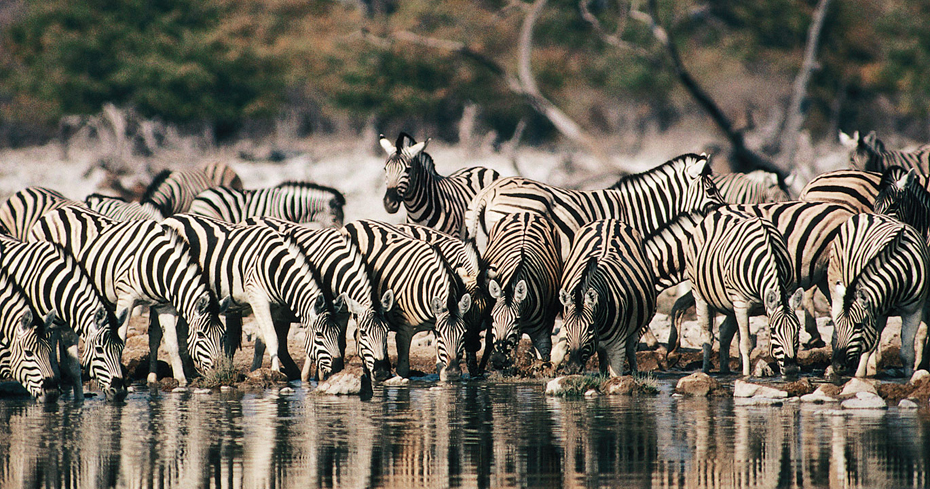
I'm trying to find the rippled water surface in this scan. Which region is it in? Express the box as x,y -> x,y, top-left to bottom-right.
1,378 -> 929,488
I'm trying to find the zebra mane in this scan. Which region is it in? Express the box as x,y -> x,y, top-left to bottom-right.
395,132 -> 417,149
427,241 -> 467,311
839,215 -> 907,308
609,153 -> 709,189
280,229 -> 330,306
85,193 -> 128,203
575,256 -> 600,306
275,181 -> 346,206
141,169 -> 173,204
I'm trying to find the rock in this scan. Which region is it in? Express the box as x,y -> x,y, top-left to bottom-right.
279,387 -> 295,395
584,389 -> 598,397
801,385 -> 839,404
546,377 -> 566,396
675,372 -> 719,396
603,376 -> 637,395
898,398 -> 919,409
734,397 -> 783,406
910,369 -> 930,386
126,386 -> 135,393
733,379 -> 788,399
317,372 -> 361,395
816,409 -> 847,416
752,359 -> 775,377
220,386 -> 234,392
194,388 -> 212,395
383,376 -> 409,386
246,368 -> 288,386
172,387 -> 189,393
840,378 -> 879,397
841,391 -> 887,409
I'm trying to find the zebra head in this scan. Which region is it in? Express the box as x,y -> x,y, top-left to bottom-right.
186,292 -> 229,374
83,306 -> 127,402
431,292 -> 471,381
7,309 -> 59,402
557,287 -> 599,375
849,130 -> 885,171
682,153 -> 725,216
380,133 -> 428,214
488,278 -> 526,369
305,294 -> 346,381
341,291 -> 393,382
874,166 -> 930,236
764,288 -> 803,378
830,284 -> 876,376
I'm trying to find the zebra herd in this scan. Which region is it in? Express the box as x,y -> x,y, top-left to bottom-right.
1,129 -> 929,402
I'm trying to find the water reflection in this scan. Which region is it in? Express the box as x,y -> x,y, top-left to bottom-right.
0,380 -> 928,488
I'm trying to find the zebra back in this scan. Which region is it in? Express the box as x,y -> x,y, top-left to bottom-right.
0,186 -> 82,240
639,210 -> 706,292
190,182 -> 345,227
847,131 -> 930,174
142,161 -> 243,217
381,132 -> 501,236
713,170 -> 789,204
799,169 -> 883,213
874,166 -> 930,240
85,193 -> 163,221
28,204 -> 117,253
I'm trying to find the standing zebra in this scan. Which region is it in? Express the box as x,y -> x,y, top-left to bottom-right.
686,208 -> 803,377
873,167 -> 930,240
557,220 -> 656,376
189,181 -> 345,227
482,212 -> 562,369
31,207 -> 227,385
0,234 -> 126,400
141,161 -> 243,217
162,214 -> 330,380
465,153 -> 722,259
0,186 -> 82,239
245,217 -> 394,382
841,130 -> 930,174
380,132 -> 500,236
799,169 -> 883,212
828,213 -> 930,378
713,170 -> 790,204
84,193 -> 163,221
343,220 -> 473,380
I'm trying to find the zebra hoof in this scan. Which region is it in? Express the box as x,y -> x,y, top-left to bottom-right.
147,372 -> 158,384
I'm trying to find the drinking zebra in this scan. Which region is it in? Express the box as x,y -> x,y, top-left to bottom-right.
0,234 -> 126,400
841,130 -> 930,174
380,132 -> 500,236
189,181 -> 345,227
244,217 -> 394,382
84,193 -> 163,221
141,161 -> 243,217
686,208 -> 803,377
32,207 -> 228,385
557,220 -> 656,376
161,214 -> 331,380
0,186 -> 82,239
713,170 -> 790,204
482,212 -> 562,369
828,213 -> 930,378
343,219 -> 473,380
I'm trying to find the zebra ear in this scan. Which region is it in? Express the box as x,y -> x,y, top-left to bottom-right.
489,280 -> 502,299
514,280 -> 528,303
898,169 -> 917,189
839,131 -> 855,148
583,288 -> 598,310
314,294 -> 327,315
218,295 -> 231,314
18,310 -> 34,333
458,293 -> 472,315
430,297 -> 447,316
855,289 -> 871,311
379,134 -> 396,155
196,295 -> 211,315
763,289 -> 779,313
42,310 -> 59,331
115,307 -> 129,330
686,155 -> 709,179
380,289 -> 394,313
407,140 -> 428,158
333,294 -> 347,314
559,289 -> 572,308
788,288 -> 804,310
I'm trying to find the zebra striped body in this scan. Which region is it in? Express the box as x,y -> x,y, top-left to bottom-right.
141,161 -> 243,217
0,263 -> 59,401
245,217 -> 393,382
799,169 -> 883,213
0,186 -> 82,239
381,133 -> 500,236
843,130 -> 930,174
33,209 -> 226,385
189,181 -> 345,227
828,213 -> 930,377
687,208 -> 803,376
162,214 -> 328,380
713,170 -> 789,204
873,167 -> 930,240
465,153 -> 721,259
0,234 -> 126,400
558,220 -> 657,376
343,220 -> 472,380
84,193 -> 163,221
482,213 -> 562,369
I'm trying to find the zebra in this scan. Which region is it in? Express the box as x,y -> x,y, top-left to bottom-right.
390,222 -> 491,376
799,169 -> 883,213
873,167 -> 930,240
686,208 -> 804,377
244,217 -> 394,382
84,193 -> 163,221
713,170 -> 790,204
0,234 -> 126,401
828,213 -> 930,378
0,186 -> 82,240
342,219 -> 473,380
188,181 -> 345,227
31,207 -> 228,386
481,212 -> 562,370
557,220 -> 657,376
0,263 -> 59,401
464,153 -> 723,260
161,214 -> 331,380
841,130 -> 930,174
380,132 -> 501,236
668,201 -> 854,354
141,161 -> 243,217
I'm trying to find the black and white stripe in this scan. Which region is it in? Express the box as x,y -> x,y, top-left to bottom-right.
84,193 -> 163,221
799,169 -> 882,213
342,219 -> 472,380
827,213 -> 930,377
482,212 -> 562,369
0,186 -> 81,239
686,208 -> 803,376
245,217 -> 394,382
842,130 -> 930,174
713,170 -> 789,204
557,220 -> 657,376
162,214 -> 329,380
381,132 -> 501,236
0,234 -> 126,400
141,161 -> 243,217
189,181 -> 345,227
873,167 -> 930,240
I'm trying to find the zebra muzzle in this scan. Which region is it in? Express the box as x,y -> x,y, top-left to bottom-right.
105,377 -> 128,402
383,189 -> 401,213
372,359 -> 393,382
39,378 -> 60,403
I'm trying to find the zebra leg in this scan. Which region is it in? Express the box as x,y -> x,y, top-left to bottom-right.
900,309 -> 924,377
59,330 -> 84,401
803,286 -> 826,348
695,292 -> 716,374
625,336 -> 638,375
272,319 -> 301,380
154,306 -> 188,386
734,303 -> 753,377
395,329 -> 414,378
147,313 -> 163,384
718,315 -> 738,375
225,312 -> 243,358
529,329 -> 553,363
248,295 -> 283,373
640,328 -> 660,350
669,290 -> 696,354
252,338 -> 266,371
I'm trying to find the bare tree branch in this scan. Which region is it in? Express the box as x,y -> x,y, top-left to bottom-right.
578,0 -> 650,56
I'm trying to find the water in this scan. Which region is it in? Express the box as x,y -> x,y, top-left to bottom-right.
0,378 -> 929,489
